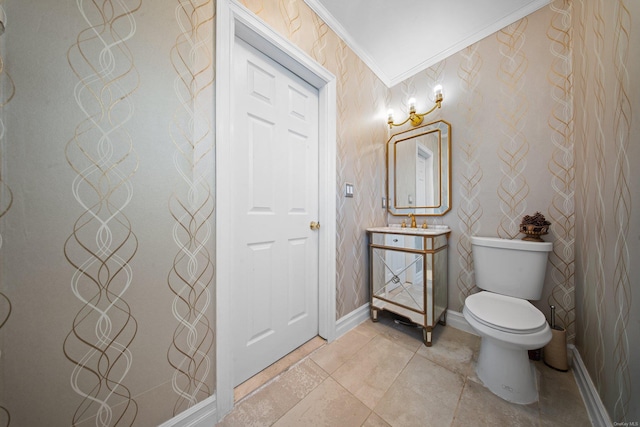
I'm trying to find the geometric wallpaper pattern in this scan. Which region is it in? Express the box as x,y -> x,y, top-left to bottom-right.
454,43 -> 483,309
0,0 -> 638,425
64,1 -> 141,424
1,0 -> 217,425
167,0 -> 215,416
546,0 -> 576,345
608,0 -> 632,418
0,1 -> 13,424
495,18 -> 532,241
574,0 -> 638,422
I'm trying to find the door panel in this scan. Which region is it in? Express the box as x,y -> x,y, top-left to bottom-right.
232,37 -> 319,386
248,115 -> 276,211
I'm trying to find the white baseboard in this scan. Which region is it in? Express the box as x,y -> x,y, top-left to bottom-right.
334,306 -> 476,339
158,395 -> 217,427
446,309 -> 477,336
570,344 -> 612,427
161,304 -> 370,426
334,303 -> 370,340
334,307 -> 477,339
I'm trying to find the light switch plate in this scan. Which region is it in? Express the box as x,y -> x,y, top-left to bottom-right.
345,183 -> 354,198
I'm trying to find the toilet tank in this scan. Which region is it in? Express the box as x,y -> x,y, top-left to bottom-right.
471,236 -> 552,300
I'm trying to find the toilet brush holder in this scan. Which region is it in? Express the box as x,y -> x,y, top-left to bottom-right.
544,326 -> 568,371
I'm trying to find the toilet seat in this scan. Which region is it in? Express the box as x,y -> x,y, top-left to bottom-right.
465,291 -> 547,334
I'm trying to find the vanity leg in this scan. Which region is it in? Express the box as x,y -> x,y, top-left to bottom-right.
423,327 -> 432,347
371,308 -> 379,322
439,311 -> 447,326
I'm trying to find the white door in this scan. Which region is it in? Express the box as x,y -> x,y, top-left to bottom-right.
416,153 -> 427,206
231,37 -> 320,386
415,147 -> 434,214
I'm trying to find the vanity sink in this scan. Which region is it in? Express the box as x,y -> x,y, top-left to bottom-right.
367,226 -> 450,236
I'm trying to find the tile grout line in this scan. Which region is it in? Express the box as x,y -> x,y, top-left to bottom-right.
234,341 -> 330,406
224,320 -> 590,426
449,374 -> 471,426
271,328 -> 382,427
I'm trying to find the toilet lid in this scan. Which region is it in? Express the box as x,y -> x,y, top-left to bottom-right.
465,291 -> 547,334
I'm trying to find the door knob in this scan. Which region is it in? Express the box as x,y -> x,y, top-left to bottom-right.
310,221 -> 320,230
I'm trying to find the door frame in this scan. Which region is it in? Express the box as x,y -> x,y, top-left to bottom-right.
215,0 -> 337,418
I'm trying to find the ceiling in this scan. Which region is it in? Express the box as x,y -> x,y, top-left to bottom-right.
303,0 -> 551,87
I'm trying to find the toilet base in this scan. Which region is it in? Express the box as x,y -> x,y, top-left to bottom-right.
476,338 -> 539,404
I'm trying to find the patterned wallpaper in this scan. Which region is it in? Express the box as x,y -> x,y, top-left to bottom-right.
237,0 -> 389,318
0,0 -> 637,425
64,1 -> 143,424
0,0 -> 388,424
388,2 -> 576,341
1,1 -> 216,425
166,0 -> 215,416
0,2 -> 13,425
574,0 -> 639,423
388,0 -> 639,422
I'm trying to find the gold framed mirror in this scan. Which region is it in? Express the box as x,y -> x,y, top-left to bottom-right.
386,120 -> 451,216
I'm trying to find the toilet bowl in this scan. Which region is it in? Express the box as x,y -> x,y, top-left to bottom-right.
464,291 -> 551,404
463,236 -> 553,404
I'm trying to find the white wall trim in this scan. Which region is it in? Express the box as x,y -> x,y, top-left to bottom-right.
215,0 -> 337,421
388,0 -> 551,87
334,307 -> 475,340
446,309 -> 477,336
335,303 -> 370,339
570,345 -> 612,427
301,0 -> 390,87
303,0 -> 551,87
158,395 -> 217,427
163,302 -> 365,427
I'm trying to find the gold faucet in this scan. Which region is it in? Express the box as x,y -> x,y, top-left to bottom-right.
408,213 -> 417,228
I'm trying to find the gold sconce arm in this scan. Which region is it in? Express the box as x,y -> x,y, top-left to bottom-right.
387,87 -> 444,129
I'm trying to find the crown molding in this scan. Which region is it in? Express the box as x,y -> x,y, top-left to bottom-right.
303,0 -> 393,87
304,0 -> 551,88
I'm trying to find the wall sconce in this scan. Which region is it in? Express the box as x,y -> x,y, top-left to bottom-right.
387,85 -> 444,128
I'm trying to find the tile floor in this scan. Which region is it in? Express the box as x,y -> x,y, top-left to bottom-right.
217,312 -> 591,427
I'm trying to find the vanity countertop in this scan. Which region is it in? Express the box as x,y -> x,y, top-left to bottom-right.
367,225 -> 450,236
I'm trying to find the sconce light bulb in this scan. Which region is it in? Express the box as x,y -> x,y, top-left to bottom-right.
408,97 -> 416,109
387,109 -> 394,120
433,85 -> 443,102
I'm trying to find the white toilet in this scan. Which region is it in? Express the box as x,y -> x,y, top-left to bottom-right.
463,236 -> 553,404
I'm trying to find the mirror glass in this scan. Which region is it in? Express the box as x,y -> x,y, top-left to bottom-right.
386,120 -> 451,216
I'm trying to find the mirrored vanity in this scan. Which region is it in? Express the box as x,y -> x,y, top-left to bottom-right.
368,227 -> 449,346
368,120 -> 452,346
